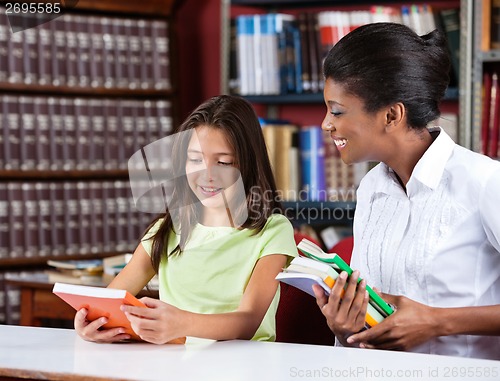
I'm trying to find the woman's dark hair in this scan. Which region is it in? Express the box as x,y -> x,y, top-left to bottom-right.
323,22 -> 450,129
147,95 -> 282,272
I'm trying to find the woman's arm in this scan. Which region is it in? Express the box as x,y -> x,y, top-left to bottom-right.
74,243 -> 155,342
122,253 -> 288,344
346,294 -> 500,351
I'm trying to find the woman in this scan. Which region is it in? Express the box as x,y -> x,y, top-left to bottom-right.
314,22 -> 500,359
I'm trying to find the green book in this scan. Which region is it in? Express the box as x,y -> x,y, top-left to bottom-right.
297,239 -> 394,317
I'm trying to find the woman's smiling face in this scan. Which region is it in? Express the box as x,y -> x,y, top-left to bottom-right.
321,78 -> 388,165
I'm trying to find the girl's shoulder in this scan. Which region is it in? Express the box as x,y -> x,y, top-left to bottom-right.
264,213 -> 292,228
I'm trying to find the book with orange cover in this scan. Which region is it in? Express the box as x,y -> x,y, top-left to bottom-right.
52,282 -> 185,343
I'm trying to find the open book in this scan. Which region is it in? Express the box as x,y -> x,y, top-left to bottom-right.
276,239 -> 394,328
52,283 -> 185,343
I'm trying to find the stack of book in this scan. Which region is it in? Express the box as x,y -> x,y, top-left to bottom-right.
276,239 -> 394,329
46,259 -> 104,285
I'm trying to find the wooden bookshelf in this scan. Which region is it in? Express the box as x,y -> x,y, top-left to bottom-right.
0,0 -> 178,324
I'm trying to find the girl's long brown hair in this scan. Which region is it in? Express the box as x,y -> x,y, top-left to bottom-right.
146,95 -> 283,272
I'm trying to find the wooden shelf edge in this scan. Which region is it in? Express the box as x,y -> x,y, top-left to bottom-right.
0,170 -> 129,180
76,0 -> 175,16
0,0 -> 176,16
0,251 -> 131,268
0,82 -> 175,98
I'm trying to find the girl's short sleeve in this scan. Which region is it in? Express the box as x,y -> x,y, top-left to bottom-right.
258,214 -> 298,260
140,219 -> 164,256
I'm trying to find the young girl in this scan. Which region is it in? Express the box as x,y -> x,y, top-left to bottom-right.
74,95 -> 297,344
314,23 -> 500,359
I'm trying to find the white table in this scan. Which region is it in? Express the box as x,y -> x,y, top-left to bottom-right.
0,325 -> 499,381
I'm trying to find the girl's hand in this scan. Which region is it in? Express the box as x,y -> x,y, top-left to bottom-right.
74,308 -> 131,343
346,292 -> 439,351
121,297 -> 184,344
313,270 -> 369,346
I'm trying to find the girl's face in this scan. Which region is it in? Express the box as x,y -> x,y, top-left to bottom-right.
185,125 -> 240,215
322,78 -> 387,165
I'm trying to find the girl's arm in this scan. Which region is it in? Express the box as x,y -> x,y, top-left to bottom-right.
107,243 -> 156,294
345,294 -> 500,351
74,243 -> 155,342
122,253 -> 288,344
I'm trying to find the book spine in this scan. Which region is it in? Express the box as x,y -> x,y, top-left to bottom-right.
88,16 -> 104,88
7,183 -> 24,259
89,181 -> 104,254
299,126 -> 326,201
60,98 -> 77,170
50,183 -> 66,256
306,12 -> 319,93
34,97 -> 51,170
489,71 -> 500,157
5,95 -> 20,170
36,183 -> 52,257
37,16 -> 52,86
0,272 -> 5,323
52,16 -> 67,86
19,96 -> 37,170
138,19 -> 152,89
152,19 -> 170,90
7,23 -> 23,83
115,180 -> 130,252
102,182 -> 114,252
101,16 -> 116,89
0,7 -> 8,83
89,99 -> 106,170
120,100 -> 137,163
22,13 -> 38,85
74,98 -> 91,170
104,99 -> 119,170
77,181 -> 92,255
112,17 -> 128,89
492,0 -> 500,49
0,183 -> 8,259
127,19 -> 142,90
47,97 -> 64,170
298,13 -> 311,93
236,15 -> 252,95
75,15 -> 91,88
64,182 -> 80,255
22,183 -> 39,258
0,96 -> 4,169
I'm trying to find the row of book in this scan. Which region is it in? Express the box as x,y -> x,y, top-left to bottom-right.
260,120 -> 369,201
230,4 -> 460,96
481,0 -> 500,51
0,7 -> 170,90
1,95 -> 173,171
481,69 -> 500,158
0,181 -> 158,260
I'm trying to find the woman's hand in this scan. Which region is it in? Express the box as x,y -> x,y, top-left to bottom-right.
74,308 -> 131,343
346,292 -> 440,351
313,270 -> 369,346
121,297 -> 185,344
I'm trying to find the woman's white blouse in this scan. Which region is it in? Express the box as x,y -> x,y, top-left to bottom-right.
352,128 -> 500,360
